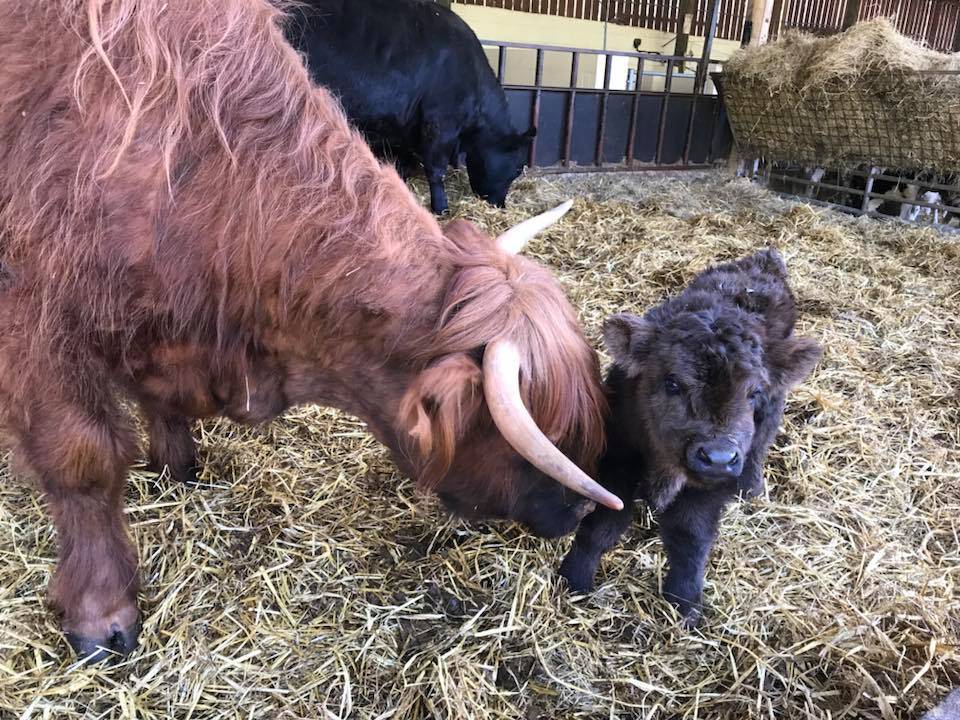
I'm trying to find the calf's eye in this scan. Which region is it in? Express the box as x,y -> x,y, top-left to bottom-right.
750,388 -> 765,405
664,377 -> 682,396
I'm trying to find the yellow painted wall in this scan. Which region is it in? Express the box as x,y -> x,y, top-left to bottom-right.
453,4 -> 740,93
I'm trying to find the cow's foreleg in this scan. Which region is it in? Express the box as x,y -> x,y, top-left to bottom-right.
419,122 -> 455,214
559,459 -> 638,592
657,488 -> 727,628
146,411 -> 198,485
18,387 -> 141,661
425,164 -> 449,215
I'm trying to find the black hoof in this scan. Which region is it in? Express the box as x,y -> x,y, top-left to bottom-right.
66,619 -> 141,664
558,550 -> 598,594
681,606 -> 703,629
147,460 -> 200,486
665,596 -> 703,629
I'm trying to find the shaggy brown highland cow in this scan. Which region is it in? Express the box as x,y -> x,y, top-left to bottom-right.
0,0 -> 619,661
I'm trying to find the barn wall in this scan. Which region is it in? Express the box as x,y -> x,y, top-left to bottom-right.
454,3 -> 742,90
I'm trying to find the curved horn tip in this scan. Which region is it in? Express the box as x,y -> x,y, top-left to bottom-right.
496,199 -> 576,255
482,338 -> 620,510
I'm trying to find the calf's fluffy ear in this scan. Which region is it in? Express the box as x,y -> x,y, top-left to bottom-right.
769,335 -> 822,389
602,313 -> 652,377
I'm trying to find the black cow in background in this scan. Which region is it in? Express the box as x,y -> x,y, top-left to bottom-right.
286,0 -> 536,214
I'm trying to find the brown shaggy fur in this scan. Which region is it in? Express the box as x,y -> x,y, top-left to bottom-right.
0,0 -> 605,651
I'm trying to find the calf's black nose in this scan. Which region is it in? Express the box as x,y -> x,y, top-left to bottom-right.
686,439 -> 742,478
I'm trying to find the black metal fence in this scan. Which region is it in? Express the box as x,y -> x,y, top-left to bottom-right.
483,40 -> 734,172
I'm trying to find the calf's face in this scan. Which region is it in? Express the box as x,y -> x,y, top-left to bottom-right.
604,306 -> 820,505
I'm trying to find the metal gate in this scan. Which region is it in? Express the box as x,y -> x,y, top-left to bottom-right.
484,40 -> 735,172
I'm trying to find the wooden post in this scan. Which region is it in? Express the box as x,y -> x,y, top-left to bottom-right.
748,0 -> 776,44
841,0 -> 861,29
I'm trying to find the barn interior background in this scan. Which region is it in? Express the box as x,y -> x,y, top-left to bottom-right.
446,0 -> 960,224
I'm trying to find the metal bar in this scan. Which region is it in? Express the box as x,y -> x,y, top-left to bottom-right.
680,0 -> 720,165
953,8 -> 960,51
768,0 -> 784,35
625,58 -> 644,167
841,171 -> 960,194
480,38 -> 727,63
563,52 -> 580,166
534,162 -> 715,174
595,52 -> 613,167
504,82 -> 705,96
706,90 -> 723,163
655,59 -> 674,164
683,60 -> 701,164
497,44 -> 507,82
529,48 -> 544,168
770,183 -> 960,220
768,172 -> 867,197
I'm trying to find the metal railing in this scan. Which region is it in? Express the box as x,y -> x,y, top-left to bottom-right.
482,39 -> 732,172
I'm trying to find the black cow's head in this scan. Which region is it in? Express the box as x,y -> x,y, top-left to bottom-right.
466,126 -> 536,208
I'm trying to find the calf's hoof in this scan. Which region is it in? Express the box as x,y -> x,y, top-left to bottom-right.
66,618 -> 141,664
665,596 -> 703,629
558,549 -> 598,594
680,605 -> 703,629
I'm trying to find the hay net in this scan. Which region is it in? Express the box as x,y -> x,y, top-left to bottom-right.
721,19 -> 960,172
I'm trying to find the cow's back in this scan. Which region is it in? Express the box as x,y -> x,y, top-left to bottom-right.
287,0 -> 503,144
0,0 -> 442,363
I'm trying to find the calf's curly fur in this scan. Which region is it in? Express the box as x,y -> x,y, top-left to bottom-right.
560,249 -> 821,625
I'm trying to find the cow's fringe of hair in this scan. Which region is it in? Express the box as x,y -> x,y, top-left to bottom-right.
401,221 -> 607,486
0,0 -> 605,483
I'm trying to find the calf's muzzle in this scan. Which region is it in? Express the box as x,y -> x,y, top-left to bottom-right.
685,437 -> 744,479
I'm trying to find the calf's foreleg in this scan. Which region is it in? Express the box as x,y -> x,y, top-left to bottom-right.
657,487 -> 727,627
559,459 -> 639,592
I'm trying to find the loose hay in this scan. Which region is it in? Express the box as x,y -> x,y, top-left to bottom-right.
1,170 -> 958,719
722,19 -> 960,171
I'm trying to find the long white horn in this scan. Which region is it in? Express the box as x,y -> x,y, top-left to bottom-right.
496,199 -> 574,255
482,339 -> 623,511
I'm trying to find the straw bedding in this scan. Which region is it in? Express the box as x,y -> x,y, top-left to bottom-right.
0,170 -> 958,719
722,19 -> 960,172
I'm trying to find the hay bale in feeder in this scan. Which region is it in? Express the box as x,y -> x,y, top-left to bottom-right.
721,19 -> 960,172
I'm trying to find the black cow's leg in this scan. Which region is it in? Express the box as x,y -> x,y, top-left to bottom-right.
425,165 -> 448,215
559,460 -> 639,592
657,488 -> 728,627
145,412 -> 199,485
419,122 -> 455,215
